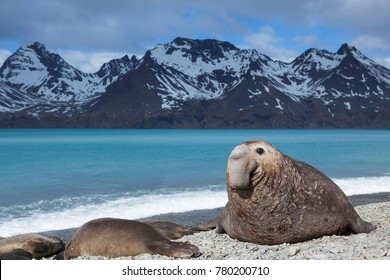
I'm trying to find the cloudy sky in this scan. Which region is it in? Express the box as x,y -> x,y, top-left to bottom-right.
1,0 -> 389,72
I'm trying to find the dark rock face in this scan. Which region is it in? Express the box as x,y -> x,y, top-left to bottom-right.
0,38 -> 389,128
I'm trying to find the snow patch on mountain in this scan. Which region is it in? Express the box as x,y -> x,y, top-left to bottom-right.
149,40 -> 250,106
0,43 -> 136,115
0,82 -> 40,112
0,38 -> 389,128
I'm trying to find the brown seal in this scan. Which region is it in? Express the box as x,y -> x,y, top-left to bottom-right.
141,220 -> 209,240
0,233 -> 64,259
216,140 -> 376,245
64,218 -> 200,259
0,249 -> 33,260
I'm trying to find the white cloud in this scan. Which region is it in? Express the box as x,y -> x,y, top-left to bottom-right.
0,49 -> 12,67
350,35 -> 390,68
351,35 -> 390,52
243,26 -> 298,62
294,35 -> 319,47
58,50 -> 129,73
0,0 -> 389,69
373,56 -> 390,69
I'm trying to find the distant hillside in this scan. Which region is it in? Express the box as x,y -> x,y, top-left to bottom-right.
1,38 -> 389,128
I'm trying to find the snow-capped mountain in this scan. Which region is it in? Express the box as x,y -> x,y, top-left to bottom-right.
88,38 -> 389,128
0,42 -> 137,115
0,38 -> 389,128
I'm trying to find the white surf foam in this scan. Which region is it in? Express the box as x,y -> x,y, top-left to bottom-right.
335,176 -> 390,196
0,190 -> 228,237
0,176 -> 389,237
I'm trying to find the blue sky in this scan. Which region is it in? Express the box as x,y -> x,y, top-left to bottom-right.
1,0 -> 389,72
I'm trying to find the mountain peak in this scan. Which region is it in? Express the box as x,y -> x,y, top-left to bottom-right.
171,37 -> 237,49
336,43 -> 374,68
336,43 -> 359,56
152,37 -> 240,66
121,54 -> 130,61
129,55 -> 139,64
290,47 -> 336,72
166,37 -> 239,55
27,42 -> 47,53
97,54 -> 138,78
299,47 -> 328,58
171,36 -> 192,46
1,38 -> 389,128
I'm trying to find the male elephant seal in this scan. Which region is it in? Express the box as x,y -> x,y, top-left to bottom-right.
216,140 -> 376,245
64,218 -> 200,259
0,233 -> 64,259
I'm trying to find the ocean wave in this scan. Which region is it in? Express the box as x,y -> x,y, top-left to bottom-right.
0,189 -> 228,237
335,176 -> 390,196
0,176 -> 389,237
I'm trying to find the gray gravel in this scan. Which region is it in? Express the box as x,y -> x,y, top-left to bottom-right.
76,201 -> 390,260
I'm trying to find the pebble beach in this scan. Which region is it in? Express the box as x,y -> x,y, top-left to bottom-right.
71,198 -> 390,260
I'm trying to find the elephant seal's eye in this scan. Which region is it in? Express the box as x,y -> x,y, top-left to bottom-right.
256,147 -> 264,155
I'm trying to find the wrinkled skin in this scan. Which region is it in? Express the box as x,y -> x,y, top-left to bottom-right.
217,140 -> 376,245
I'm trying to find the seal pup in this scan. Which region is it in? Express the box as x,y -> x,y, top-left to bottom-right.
0,233 -> 64,259
64,218 -> 200,259
216,140 -> 376,245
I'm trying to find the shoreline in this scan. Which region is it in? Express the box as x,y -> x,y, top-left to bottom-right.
39,192 -> 390,242
136,201 -> 390,260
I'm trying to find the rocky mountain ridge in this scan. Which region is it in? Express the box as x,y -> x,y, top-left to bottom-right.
0,37 -> 389,128
0,42 -> 137,116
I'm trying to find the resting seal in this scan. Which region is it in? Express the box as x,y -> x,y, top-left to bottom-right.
216,140 -> 376,245
0,249 -> 33,260
142,220 -> 209,240
0,233 -> 64,259
64,218 -> 200,259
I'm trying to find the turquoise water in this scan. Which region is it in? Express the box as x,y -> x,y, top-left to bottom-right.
0,129 -> 389,236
